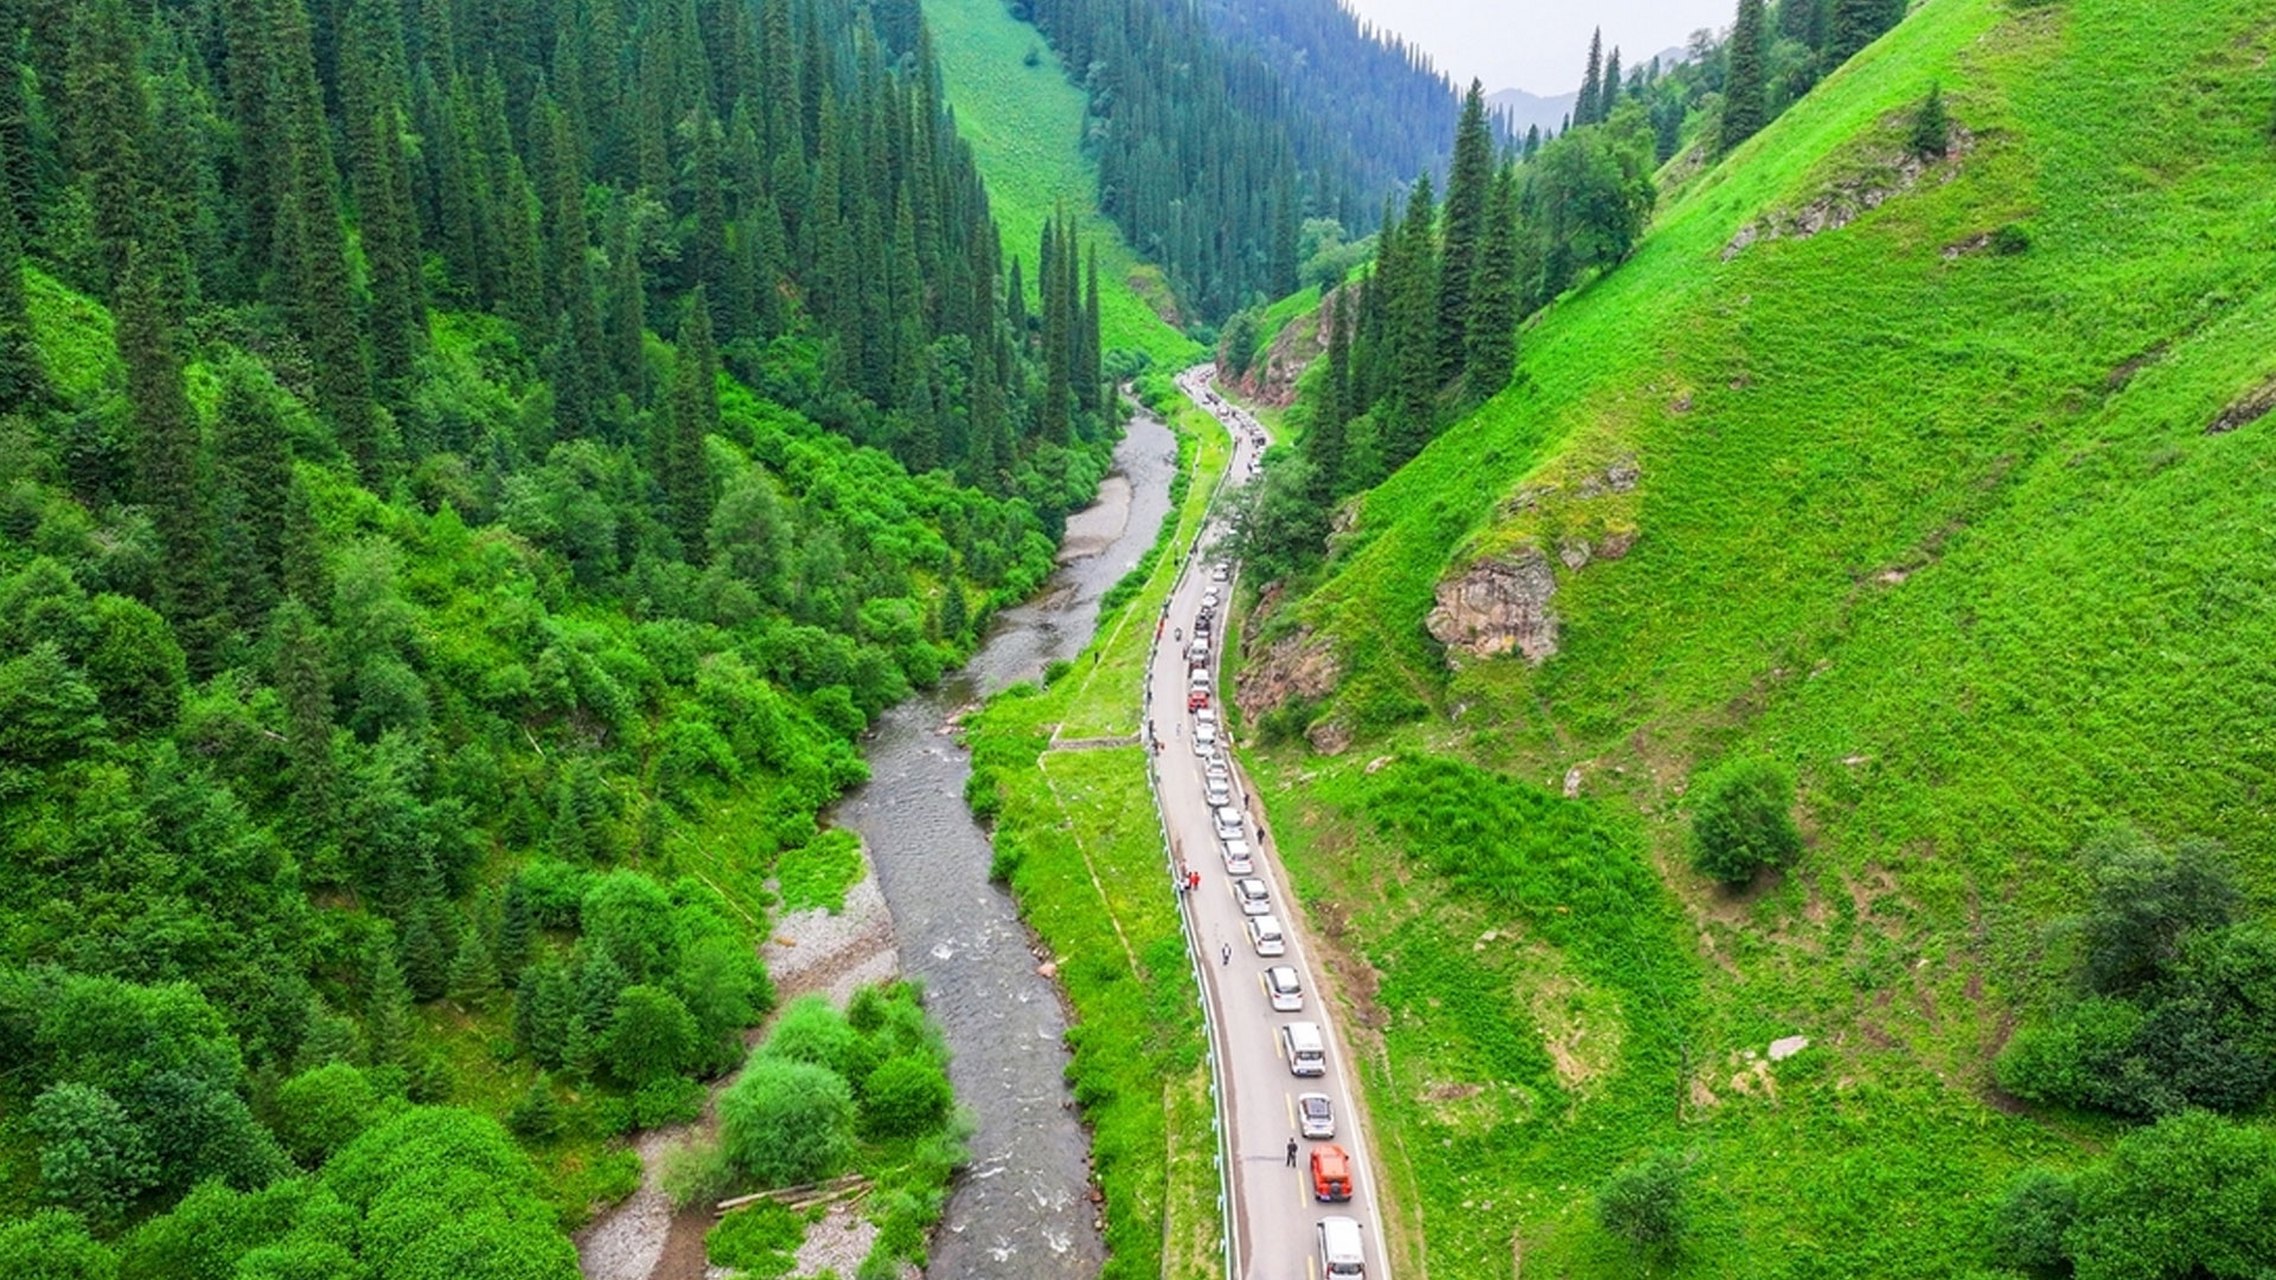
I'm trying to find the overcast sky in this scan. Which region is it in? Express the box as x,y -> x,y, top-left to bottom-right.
1337,0 -> 1736,96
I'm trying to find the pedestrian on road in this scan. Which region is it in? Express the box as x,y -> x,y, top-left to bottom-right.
1220,943 -> 1230,966
1286,1137 -> 1299,1167
1189,869 -> 1200,891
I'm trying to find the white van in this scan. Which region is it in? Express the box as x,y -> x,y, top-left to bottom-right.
1186,640 -> 1209,666
1317,1216 -> 1366,1277
1247,914 -> 1285,957
1281,1022 -> 1326,1076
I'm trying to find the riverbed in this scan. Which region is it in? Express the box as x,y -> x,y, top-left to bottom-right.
836,408 -> 1176,1277
577,409 -> 1179,1280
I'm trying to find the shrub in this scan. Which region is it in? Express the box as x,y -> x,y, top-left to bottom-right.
506,1073 -> 564,1141
860,1055 -> 952,1140
1908,84 -> 1950,158
719,1058 -> 855,1187
1992,1168 -> 2077,1274
2076,829 -> 2237,997
1992,223 -> 2033,255
272,1063 -> 381,1166
633,1075 -> 706,1128
706,1200 -> 804,1273
30,1084 -> 156,1222
602,985 -> 702,1085
1597,1151 -> 1687,1256
0,1210 -> 116,1280
762,995 -> 860,1076
1688,757 -> 1801,884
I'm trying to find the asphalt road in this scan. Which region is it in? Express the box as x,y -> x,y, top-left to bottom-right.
1142,367 -> 1394,1279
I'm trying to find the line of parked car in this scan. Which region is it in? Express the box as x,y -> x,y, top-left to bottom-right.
1177,553 -> 1368,1278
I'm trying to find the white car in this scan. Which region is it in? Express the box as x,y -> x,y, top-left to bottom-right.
1205,778 -> 1232,807
1202,590 -> 1221,610
1298,1091 -> 1335,1138
1232,876 -> 1271,916
1211,564 -> 1230,583
1193,724 -> 1218,755
1247,914 -> 1286,956
1194,706 -> 1218,730
1212,806 -> 1245,841
1204,760 -> 1231,783
1267,966 -> 1305,1013
1220,838 -> 1254,875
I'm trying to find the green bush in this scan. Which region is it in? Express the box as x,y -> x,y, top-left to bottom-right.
1597,1150 -> 1687,1256
633,1075 -> 706,1128
1992,1168 -> 2077,1274
706,1200 -> 804,1276
0,1210 -> 117,1280
762,995 -> 861,1076
272,1063 -> 381,1166
860,1055 -> 953,1140
1688,757 -> 1801,885
602,985 -> 702,1085
719,1058 -> 855,1187
662,1137 -> 738,1212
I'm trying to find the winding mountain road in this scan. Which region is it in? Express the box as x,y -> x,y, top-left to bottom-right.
1144,367 -> 1395,1279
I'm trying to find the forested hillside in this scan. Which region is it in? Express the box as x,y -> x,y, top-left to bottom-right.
1229,0 -> 2276,1274
1013,0 -> 1464,322
0,0 -> 1109,1264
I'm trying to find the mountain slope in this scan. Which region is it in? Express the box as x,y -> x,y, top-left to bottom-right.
1237,0 -> 2276,1273
922,0 -> 1199,365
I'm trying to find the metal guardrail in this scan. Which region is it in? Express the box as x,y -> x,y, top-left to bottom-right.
1139,364 -> 1243,1280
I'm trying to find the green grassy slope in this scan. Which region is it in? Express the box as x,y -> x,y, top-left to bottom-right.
1241,0 -> 2276,1274
922,0 -> 1200,367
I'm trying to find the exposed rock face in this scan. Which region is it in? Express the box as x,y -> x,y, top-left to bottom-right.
1229,289 -> 1343,407
1723,125 -> 1976,261
1426,548 -> 1560,664
1234,627 -> 1344,720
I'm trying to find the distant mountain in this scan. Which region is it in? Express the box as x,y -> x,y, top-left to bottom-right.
1489,45 -> 1690,137
1485,86 -> 1579,136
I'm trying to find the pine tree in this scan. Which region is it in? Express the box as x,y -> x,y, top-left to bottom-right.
273,599 -> 337,846
1721,0 -> 1771,155
1464,164 -> 1521,400
608,202 -> 648,408
447,923 -> 499,1005
1828,0 -> 1903,63
1436,81 -> 1494,381
400,904 -> 451,1001
366,938 -> 416,1068
543,103 -> 607,437
270,0 -> 380,480
1602,49 -> 1624,116
1383,173 -> 1440,471
213,356 -> 291,632
0,130 -> 45,413
496,881 -> 536,979
340,0 -> 424,402
664,289 -> 719,555
280,471 -> 331,609
64,0 -> 150,295
1305,293 -> 1352,505
1908,83 -> 1950,158
1574,29 -> 1604,128
116,242 -> 222,669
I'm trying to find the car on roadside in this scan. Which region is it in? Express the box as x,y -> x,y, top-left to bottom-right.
1211,563 -> 1230,583
1219,838 -> 1254,875
1317,1215 -> 1365,1275
1298,1091 -> 1336,1139
1202,589 -> 1221,610
1187,687 -> 1210,712
1267,966 -> 1305,1013
1205,777 -> 1232,807
1212,806 -> 1244,841
1247,914 -> 1285,956
1310,1145 -> 1353,1202
1232,876 -> 1271,915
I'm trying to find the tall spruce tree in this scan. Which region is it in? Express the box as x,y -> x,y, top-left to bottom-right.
664,289 -> 719,554
1828,0 -> 1904,63
116,242 -> 221,669
1574,29 -> 1605,130
0,130 -> 43,412
1435,81 -> 1494,381
1464,163 -> 1520,399
1721,0 -> 1771,155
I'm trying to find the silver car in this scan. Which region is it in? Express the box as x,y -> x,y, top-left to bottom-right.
1267,965 -> 1304,1012
1220,838 -> 1254,875
1298,1091 -> 1334,1138
1205,778 -> 1232,807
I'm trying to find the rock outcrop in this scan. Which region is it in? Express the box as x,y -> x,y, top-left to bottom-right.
1228,289 -> 1343,407
1234,627 -> 1343,720
1723,125 -> 1975,261
1426,548 -> 1560,664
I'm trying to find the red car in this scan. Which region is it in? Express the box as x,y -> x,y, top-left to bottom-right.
1187,688 -> 1210,711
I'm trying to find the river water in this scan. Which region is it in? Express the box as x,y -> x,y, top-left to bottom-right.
834,408 -> 1178,1278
